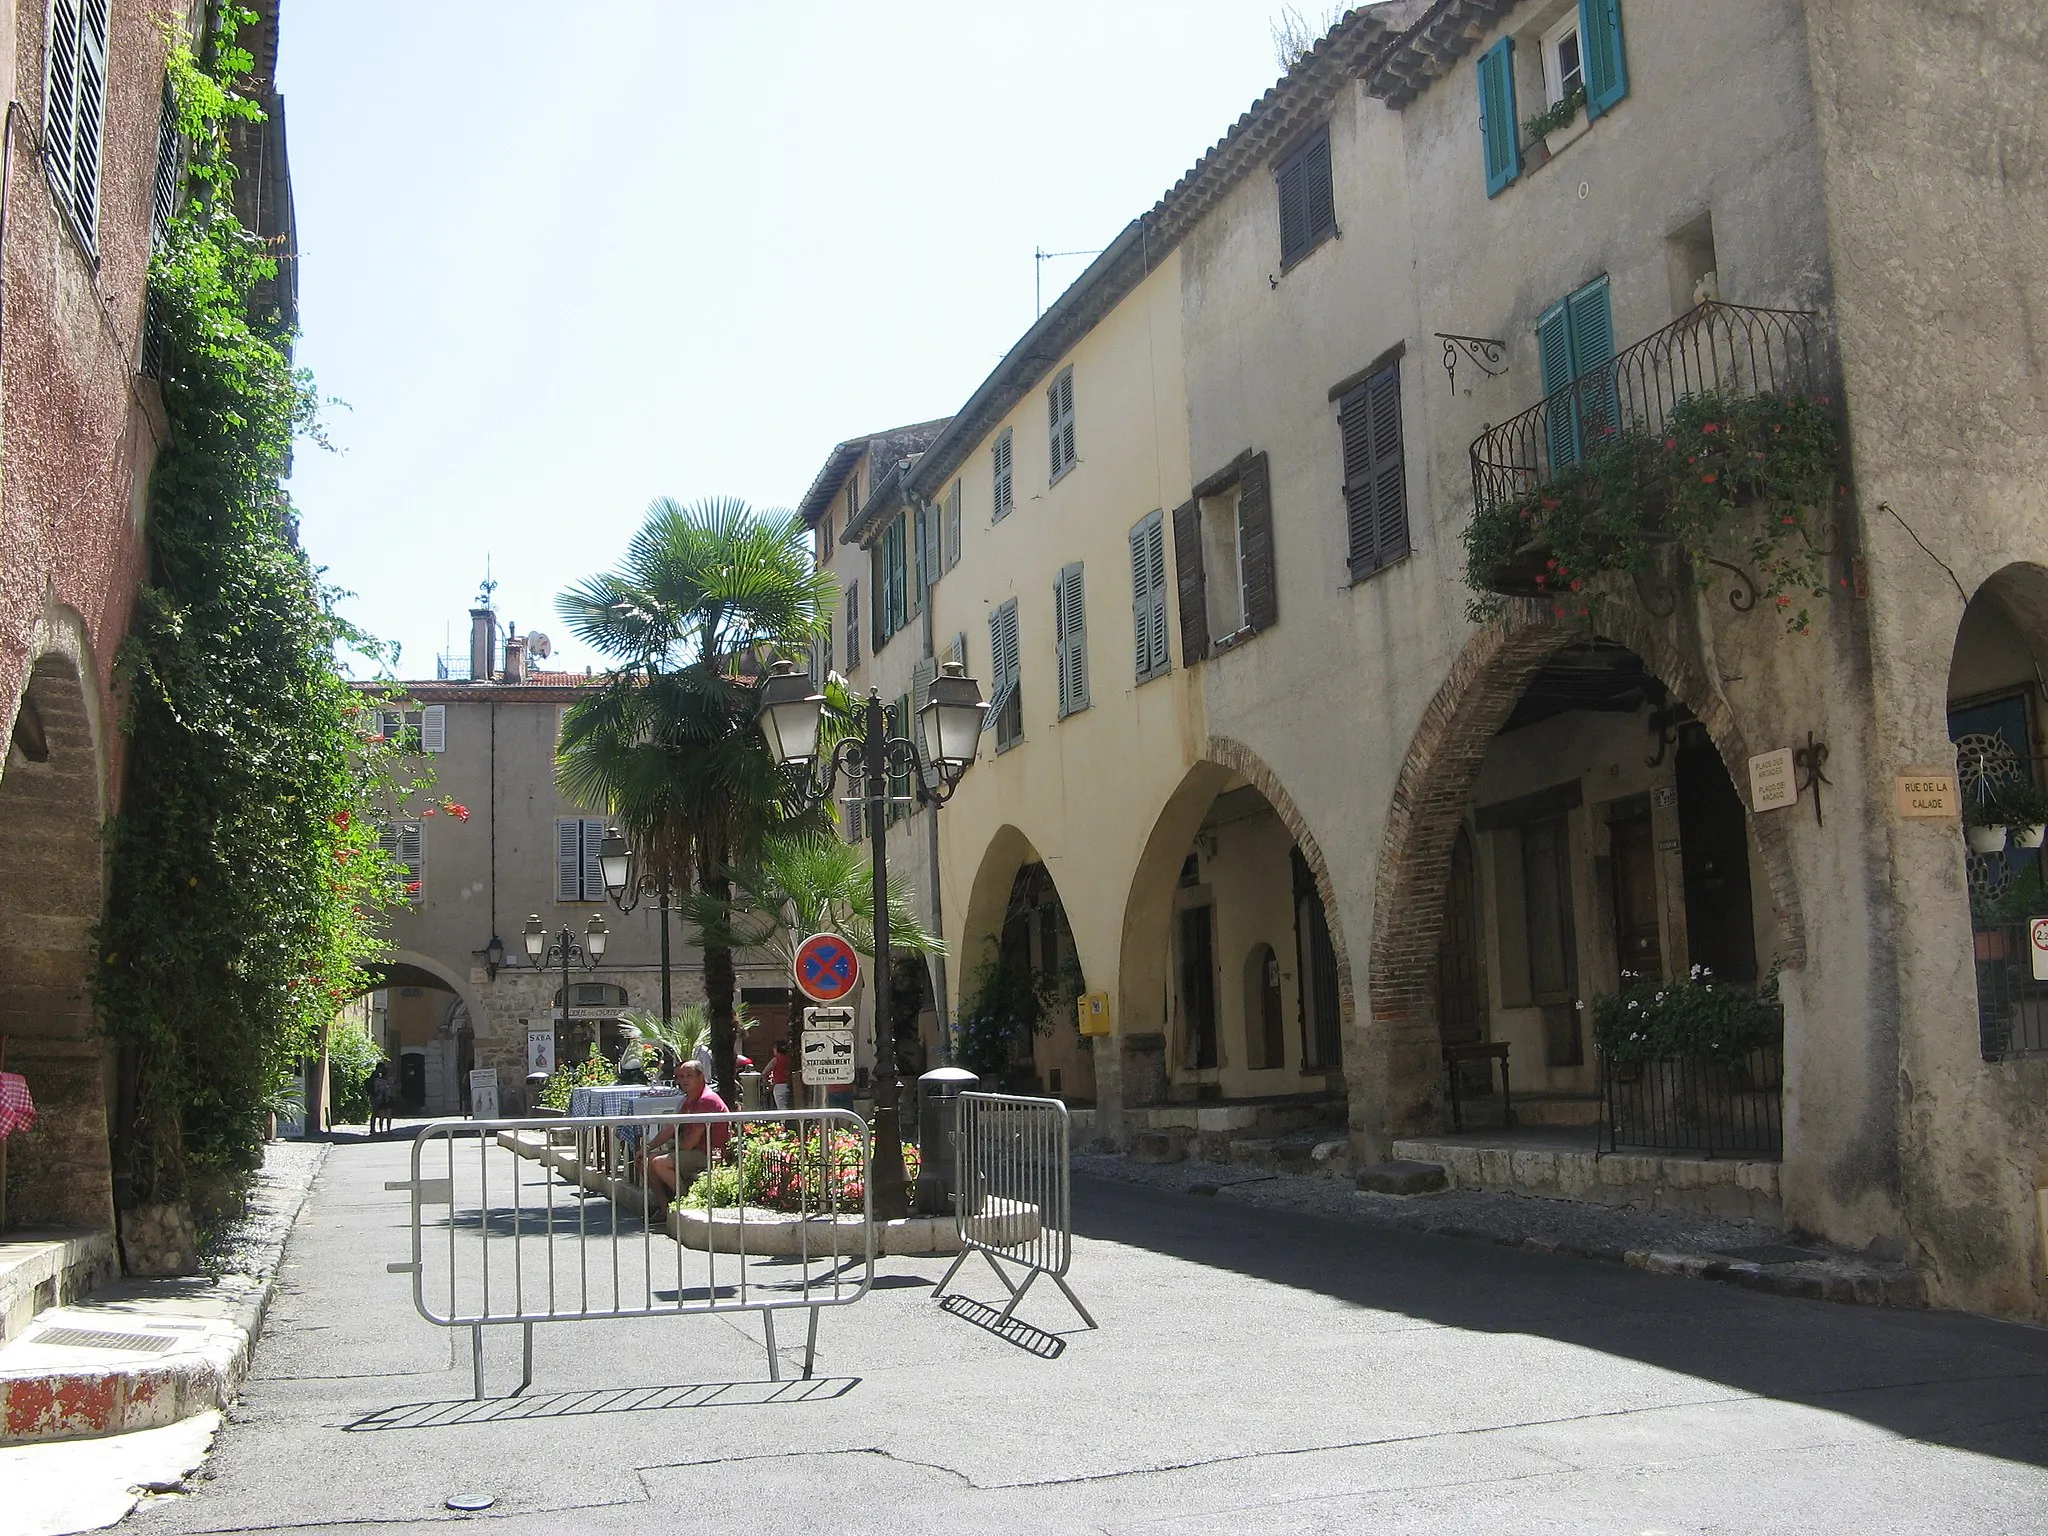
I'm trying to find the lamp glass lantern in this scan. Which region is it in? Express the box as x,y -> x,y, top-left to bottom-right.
484,934 -> 506,975
522,914 -> 545,961
920,662 -> 988,768
756,659 -> 825,768
585,914 -> 608,961
597,827 -> 632,900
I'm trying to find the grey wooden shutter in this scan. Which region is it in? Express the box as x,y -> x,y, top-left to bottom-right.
556,818 -> 582,901
1341,364 -> 1408,579
151,78 -> 179,248
400,822 -> 424,887
1131,511 -> 1170,681
580,817 -> 606,901
1171,499 -> 1210,664
421,705 -> 447,754
1303,133 -> 1334,247
846,581 -> 860,668
1001,600 -> 1022,736
1056,562 -> 1088,716
1277,153 -> 1308,266
950,630 -> 966,667
911,655 -> 937,745
944,481 -> 962,570
994,431 -> 1013,519
1060,371 -> 1076,472
1237,453 -> 1278,632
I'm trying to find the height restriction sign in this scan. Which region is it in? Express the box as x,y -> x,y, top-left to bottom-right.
794,932 -> 860,1004
2031,917 -> 2048,982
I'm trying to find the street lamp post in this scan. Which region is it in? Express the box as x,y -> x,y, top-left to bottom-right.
595,827 -> 674,1026
525,911 -> 610,1058
755,658 -> 986,1221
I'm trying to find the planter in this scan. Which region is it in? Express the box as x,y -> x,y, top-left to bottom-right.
1966,823 -> 2010,854
2014,823 -> 2046,849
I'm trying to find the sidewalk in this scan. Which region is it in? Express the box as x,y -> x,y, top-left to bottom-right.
1074,1151 -> 1928,1308
0,1139 -> 325,1534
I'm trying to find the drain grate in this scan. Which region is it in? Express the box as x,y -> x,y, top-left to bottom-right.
31,1327 -> 179,1354
1712,1243 -> 1825,1266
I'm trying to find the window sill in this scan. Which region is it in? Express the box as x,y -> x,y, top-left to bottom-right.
1049,460 -> 1079,489
1347,550 -> 1411,587
1210,624 -> 1258,655
994,735 -> 1024,755
1135,665 -> 1172,687
1278,224 -> 1339,279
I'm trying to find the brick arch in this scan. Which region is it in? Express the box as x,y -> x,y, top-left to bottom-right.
1364,598 -> 1808,1144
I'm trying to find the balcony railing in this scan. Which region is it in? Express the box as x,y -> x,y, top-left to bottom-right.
1600,1044 -> 1783,1159
1470,302 -> 1827,518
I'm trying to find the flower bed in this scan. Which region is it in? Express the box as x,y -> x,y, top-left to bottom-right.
680,1121 -> 921,1213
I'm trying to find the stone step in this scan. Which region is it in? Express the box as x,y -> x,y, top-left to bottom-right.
0,1230 -> 117,1347
1454,1093 -> 1604,1129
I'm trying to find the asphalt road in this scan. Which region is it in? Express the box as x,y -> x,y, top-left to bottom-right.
125,1133 -> 2048,1534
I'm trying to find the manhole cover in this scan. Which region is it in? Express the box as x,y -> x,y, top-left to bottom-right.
32,1328 -> 178,1354
446,1495 -> 495,1512
1712,1243 -> 1824,1265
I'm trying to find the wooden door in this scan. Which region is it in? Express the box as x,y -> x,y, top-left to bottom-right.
1435,826 -> 1487,1047
1610,806 -> 1664,984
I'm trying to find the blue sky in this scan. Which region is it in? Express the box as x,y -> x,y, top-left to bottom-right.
280,2 -> 1304,678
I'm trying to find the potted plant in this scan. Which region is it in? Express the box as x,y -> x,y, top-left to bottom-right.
1523,85 -> 1588,158
1993,779 -> 2048,849
1964,790 -> 2011,854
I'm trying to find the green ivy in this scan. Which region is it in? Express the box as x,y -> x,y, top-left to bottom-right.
92,15 -> 410,1203
1463,390 -> 1842,632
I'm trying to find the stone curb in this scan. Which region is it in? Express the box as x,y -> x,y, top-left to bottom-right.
1390,1219 -> 1927,1309
0,1146 -> 328,1444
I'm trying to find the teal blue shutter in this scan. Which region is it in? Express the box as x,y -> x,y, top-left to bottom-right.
1537,299 -> 1578,470
1476,38 -> 1519,198
1578,0 -> 1628,119
1566,277 -> 1619,449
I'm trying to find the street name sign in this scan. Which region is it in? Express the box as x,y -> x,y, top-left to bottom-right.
795,932 -> 860,1003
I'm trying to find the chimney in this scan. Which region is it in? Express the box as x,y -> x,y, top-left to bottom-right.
469,607 -> 498,682
503,626 -> 527,684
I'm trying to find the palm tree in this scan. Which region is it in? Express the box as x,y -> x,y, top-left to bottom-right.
557,496 -> 834,1098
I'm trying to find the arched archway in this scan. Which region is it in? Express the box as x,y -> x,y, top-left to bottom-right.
955,827 -> 1090,1099
1113,742 -> 1352,1119
0,636 -> 113,1230
352,949 -> 489,1117
1366,598 -> 1807,1147
1945,561 -> 2048,1058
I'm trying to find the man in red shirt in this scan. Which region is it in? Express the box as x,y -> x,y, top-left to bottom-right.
767,1040 -> 792,1110
646,1061 -> 729,1203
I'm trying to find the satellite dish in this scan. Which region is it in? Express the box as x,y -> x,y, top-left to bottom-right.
525,632 -> 552,660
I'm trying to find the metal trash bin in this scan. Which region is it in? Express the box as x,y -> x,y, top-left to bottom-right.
914,1066 -> 978,1216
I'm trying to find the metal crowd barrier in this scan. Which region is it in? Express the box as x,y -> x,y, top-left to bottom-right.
388,1109 -> 872,1397
934,1091 -> 1095,1328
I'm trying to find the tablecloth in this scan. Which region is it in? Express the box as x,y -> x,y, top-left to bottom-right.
0,1071 -> 34,1139
568,1086 -> 684,1150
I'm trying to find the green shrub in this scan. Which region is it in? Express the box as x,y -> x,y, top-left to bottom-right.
1590,967 -> 1783,1063
537,1044 -> 615,1110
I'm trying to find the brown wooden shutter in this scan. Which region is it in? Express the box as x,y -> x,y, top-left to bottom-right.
1342,363 -> 1408,579
1237,452 -> 1277,633
1171,499 -> 1209,664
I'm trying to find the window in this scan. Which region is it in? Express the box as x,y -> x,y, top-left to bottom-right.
1476,36 -> 1520,197
1053,562 -> 1089,718
913,504 -> 932,612
377,705 -> 447,755
1579,0 -> 1629,118
1339,360 -> 1409,580
1276,126 -> 1336,269
1538,275 -> 1618,469
845,580 -> 861,669
555,817 -> 609,902
1246,944 -> 1285,1070
873,513 -> 911,650
1170,451 -> 1276,664
379,821 -> 424,891
942,480 -> 962,572
986,598 -> 1022,751
993,430 -> 1014,520
1129,510 -> 1171,683
1048,369 -> 1076,483
1543,13 -> 1584,105
44,0 -> 109,251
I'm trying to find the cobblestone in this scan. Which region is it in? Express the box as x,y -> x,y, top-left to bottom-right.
1073,1152 -> 1926,1309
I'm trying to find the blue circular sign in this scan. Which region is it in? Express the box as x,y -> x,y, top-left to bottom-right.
794,932 -> 860,1003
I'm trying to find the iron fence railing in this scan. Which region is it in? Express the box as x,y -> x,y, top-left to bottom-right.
1600,1044 -> 1783,1158
1470,301 -> 1826,517
1971,923 -> 2048,1060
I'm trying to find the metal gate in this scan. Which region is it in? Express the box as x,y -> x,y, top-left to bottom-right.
934,1091 -> 1094,1328
390,1109 -> 872,1396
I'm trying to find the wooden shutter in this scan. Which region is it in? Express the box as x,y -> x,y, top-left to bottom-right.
889,695 -> 910,820
1237,453 -> 1278,633
870,542 -> 886,651
1000,600 -> 1021,740
1143,513 -> 1170,677
151,79 -> 179,248
400,823 -> 424,887
1060,372 -> 1075,472
582,817 -> 607,901
1342,365 -> 1409,579
1277,150 -> 1308,265
1048,370 -> 1075,479
950,630 -> 967,667
1477,37 -> 1520,198
994,430 -> 1013,519
45,0 -> 78,211
846,581 -> 860,668
1131,516 -> 1159,679
1303,133 -> 1335,247
1566,276 -> 1619,446
908,509 -> 926,617
912,655 -> 937,713
846,796 -> 863,842
1537,298 -> 1579,470
421,705 -> 447,754
556,819 -> 581,901
944,481 -> 962,571
68,0 -> 107,245
1579,0 -> 1628,118
1054,563 -> 1088,717
1171,499 -> 1210,664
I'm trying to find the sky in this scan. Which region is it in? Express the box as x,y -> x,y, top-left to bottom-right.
277,1 -> 1307,679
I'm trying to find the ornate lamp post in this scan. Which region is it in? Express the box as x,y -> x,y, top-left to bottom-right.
594,826 -> 675,1025
755,658 -> 986,1220
525,911 -> 610,1056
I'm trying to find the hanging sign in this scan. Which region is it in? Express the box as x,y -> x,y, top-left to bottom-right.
794,932 -> 861,1003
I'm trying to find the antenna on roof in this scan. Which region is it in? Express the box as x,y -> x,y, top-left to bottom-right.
477,556 -> 498,611
1035,245 -> 1104,319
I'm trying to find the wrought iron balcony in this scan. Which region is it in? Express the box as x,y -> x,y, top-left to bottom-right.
1469,301 -> 1827,520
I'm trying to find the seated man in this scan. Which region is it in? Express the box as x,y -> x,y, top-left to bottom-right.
644,1060 -> 730,1204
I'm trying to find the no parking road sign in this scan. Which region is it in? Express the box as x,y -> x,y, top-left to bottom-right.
794,931 -> 860,1004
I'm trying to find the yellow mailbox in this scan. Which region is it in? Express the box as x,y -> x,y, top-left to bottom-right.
1077,991 -> 1111,1036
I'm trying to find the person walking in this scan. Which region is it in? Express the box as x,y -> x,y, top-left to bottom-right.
368,1060 -> 395,1137
768,1040 -> 792,1111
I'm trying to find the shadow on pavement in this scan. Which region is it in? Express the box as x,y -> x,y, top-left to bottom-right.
1070,1172 -> 2048,1470
344,1376 -> 858,1432
937,1294 -> 1068,1358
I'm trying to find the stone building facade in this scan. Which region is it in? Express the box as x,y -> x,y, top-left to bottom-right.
804,1 -> 2048,1319
0,1 -> 297,1237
